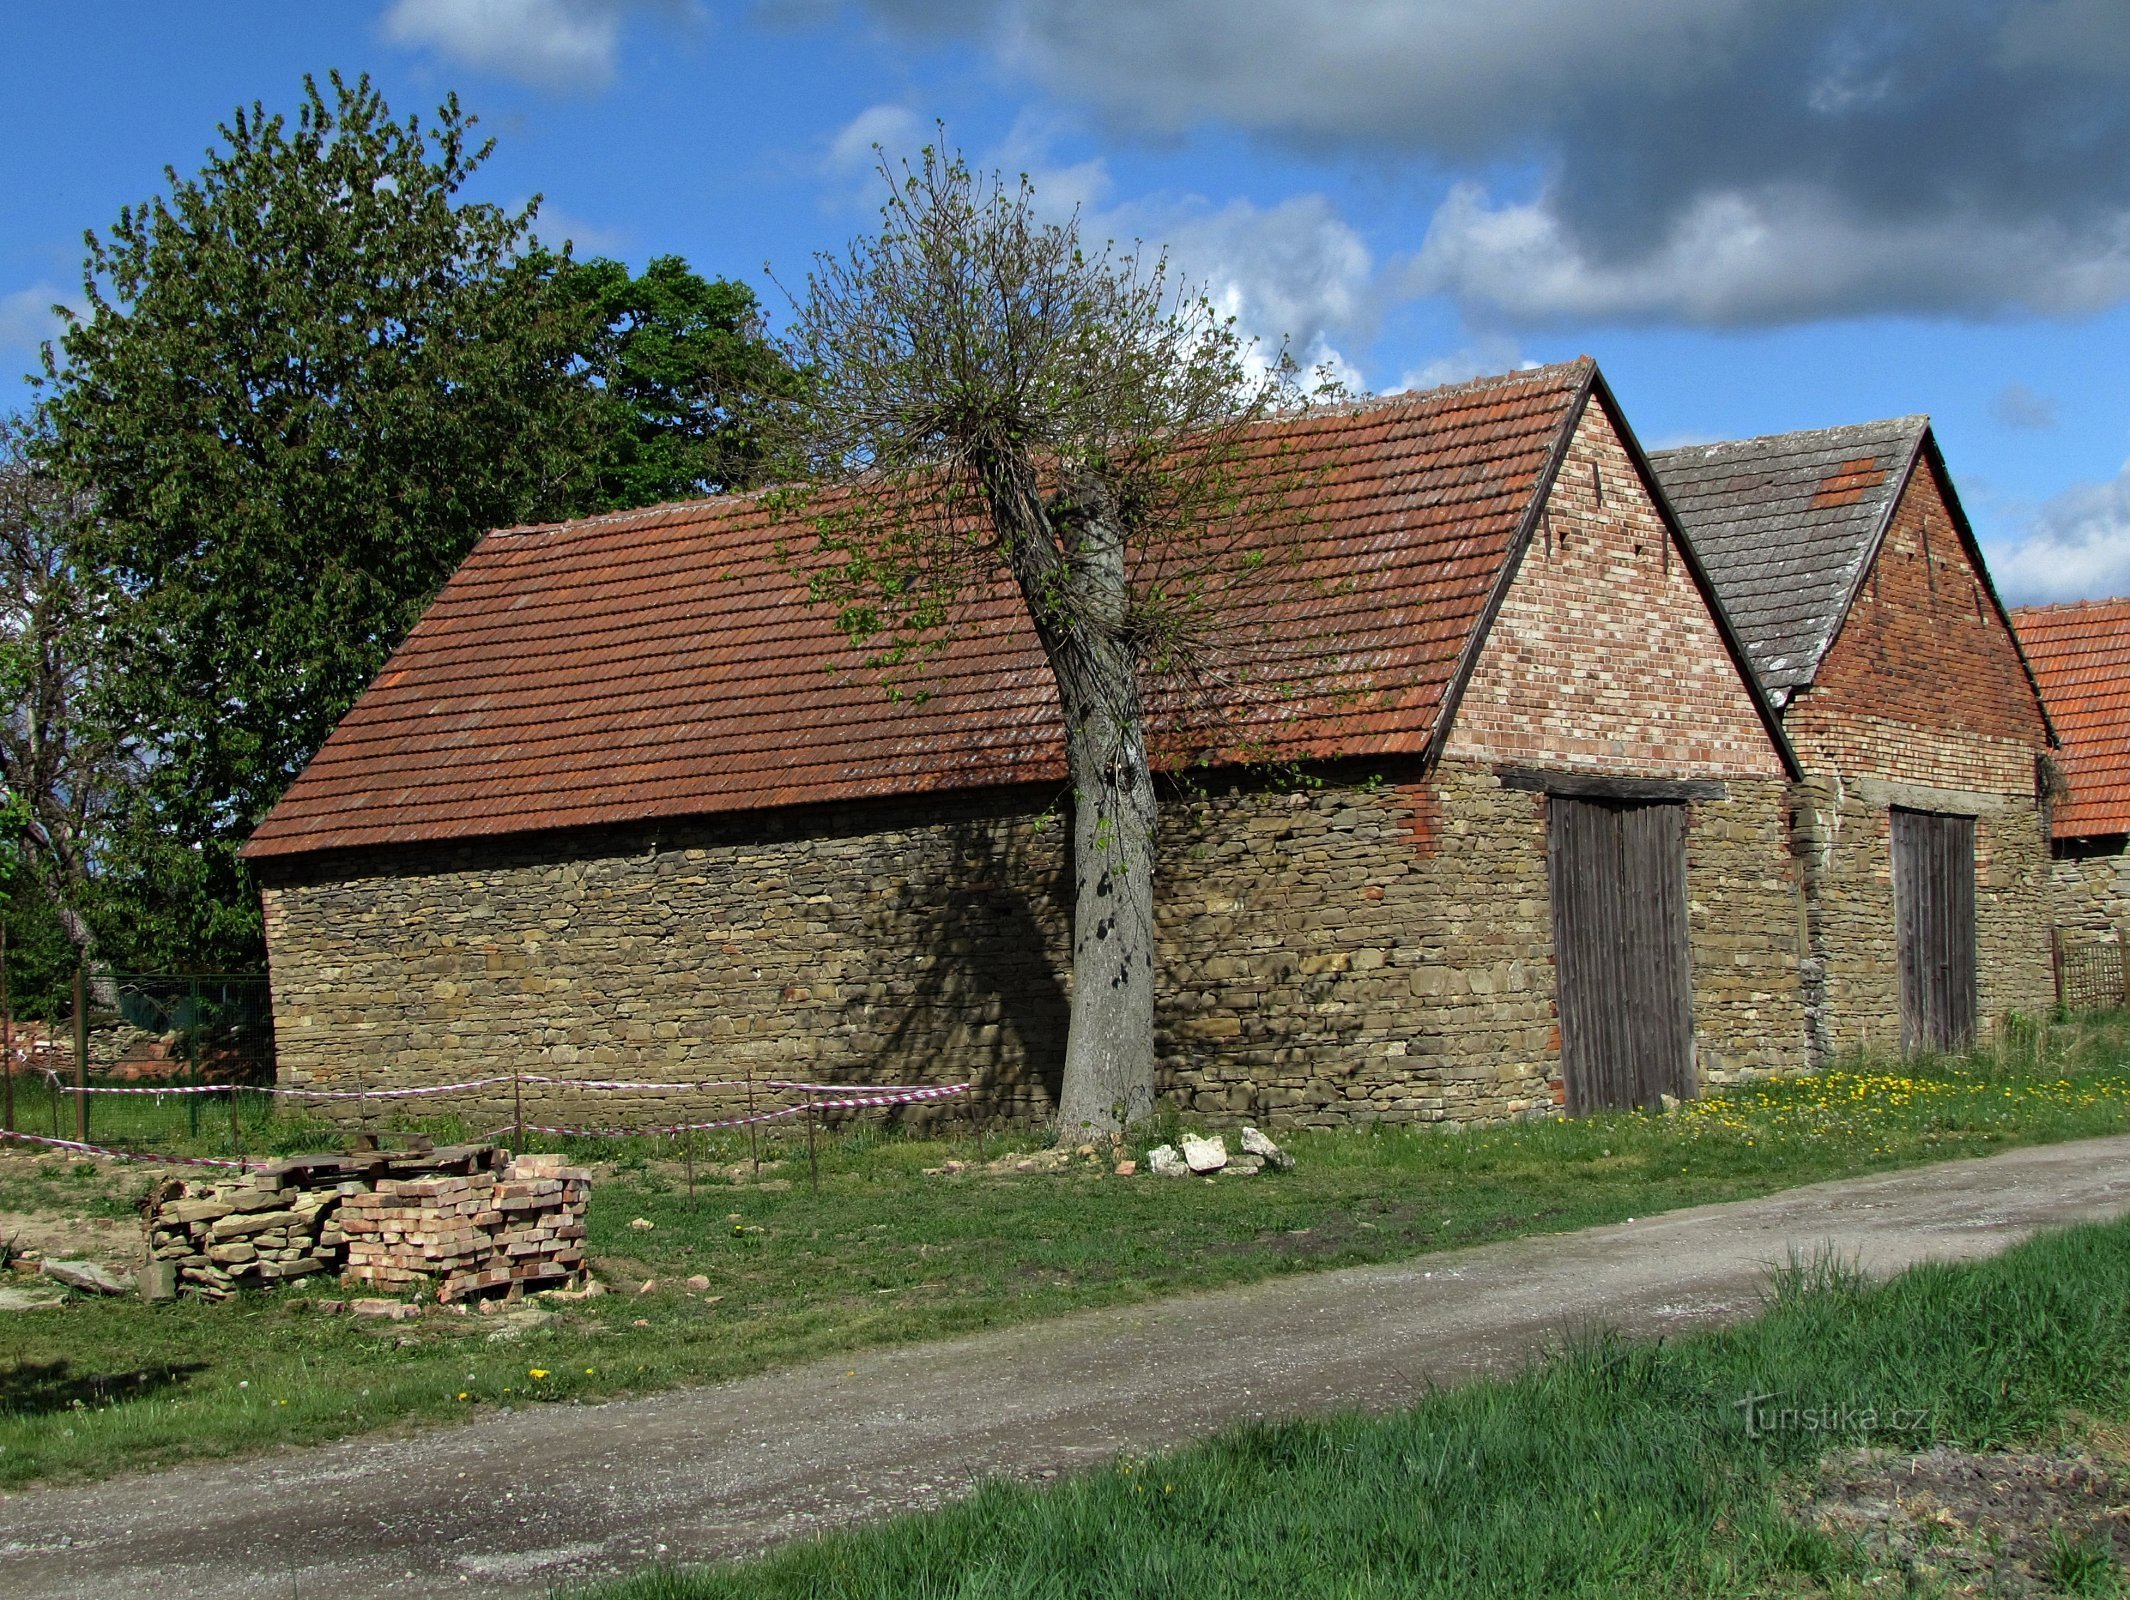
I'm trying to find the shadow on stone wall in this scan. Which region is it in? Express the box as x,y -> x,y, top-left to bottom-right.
855,808 -> 1072,1125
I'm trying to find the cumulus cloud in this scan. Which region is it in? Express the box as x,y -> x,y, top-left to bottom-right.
1408,182 -> 2130,325
383,0 -> 694,92
1992,463 -> 2130,603
1121,193 -> 1376,385
818,108 -> 1382,383
791,0 -> 2130,325
523,201 -> 629,257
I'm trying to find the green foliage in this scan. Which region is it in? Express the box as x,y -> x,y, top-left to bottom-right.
36,73 -> 603,966
561,255 -> 795,510
0,852 -> 74,1020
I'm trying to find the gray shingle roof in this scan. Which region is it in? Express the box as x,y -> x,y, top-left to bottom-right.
1649,417 -> 1928,694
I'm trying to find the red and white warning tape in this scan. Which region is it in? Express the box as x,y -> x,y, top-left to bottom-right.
0,1127 -> 249,1169
507,1082 -> 972,1139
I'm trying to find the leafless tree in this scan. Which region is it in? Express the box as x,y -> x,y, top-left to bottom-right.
778,143 -> 1332,1138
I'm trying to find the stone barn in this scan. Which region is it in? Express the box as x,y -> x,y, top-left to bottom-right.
2012,598 -> 2130,946
244,359 -> 1812,1128
1652,420 -> 2055,1060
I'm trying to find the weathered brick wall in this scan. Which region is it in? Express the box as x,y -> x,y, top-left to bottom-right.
1445,399 -> 1789,781
261,760 -> 1805,1130
1780,460 -> 2054,1056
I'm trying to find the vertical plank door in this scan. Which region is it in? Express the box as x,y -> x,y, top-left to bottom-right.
1891,808 -> 1978,1053
1548,797 -> 1697,1114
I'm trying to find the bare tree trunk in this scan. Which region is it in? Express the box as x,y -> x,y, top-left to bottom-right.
1051,617 -> 1159,1139
986,460 -> 1160,1139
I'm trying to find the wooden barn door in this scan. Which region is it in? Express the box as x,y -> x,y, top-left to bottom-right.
1892,809 -> 1977,1053
1548,797 -> 1697,1114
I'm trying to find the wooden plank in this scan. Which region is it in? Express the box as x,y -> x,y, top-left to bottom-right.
1893,809 -> 1977,1052
1499,767 -> 1728,802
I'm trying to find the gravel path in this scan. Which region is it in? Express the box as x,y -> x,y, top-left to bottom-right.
7,1134 -> 2130,1599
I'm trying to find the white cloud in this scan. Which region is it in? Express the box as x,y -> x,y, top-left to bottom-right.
523,201 -> 629,257
1396,336 -> 1534,395
1992,463 -> 2130,603
1408,182 -> 2130,326
0,284 -> 67,357
825,104 -> 928,177
1132,194 -> 1376,384
382,0 -> 694,92
819,111 -> 1383,385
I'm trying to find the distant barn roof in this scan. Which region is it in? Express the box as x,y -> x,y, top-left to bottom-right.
1651,418 -> 1929,693
244,358 -> 1771,863
2013,597 -> 2130,839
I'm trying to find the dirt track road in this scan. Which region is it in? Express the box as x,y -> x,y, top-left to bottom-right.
7,1134 -> 2130,1599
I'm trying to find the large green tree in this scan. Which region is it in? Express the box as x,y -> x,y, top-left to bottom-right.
562,254 -> 795,510
37,73 -> 786,971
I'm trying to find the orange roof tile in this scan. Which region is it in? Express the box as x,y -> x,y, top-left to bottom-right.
2013,597 -> 2130,839
242,360 -> 1689,860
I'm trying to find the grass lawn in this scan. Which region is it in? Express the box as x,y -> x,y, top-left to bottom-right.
573,1209 -> 2130,1600
1,1011 -> 2128,1492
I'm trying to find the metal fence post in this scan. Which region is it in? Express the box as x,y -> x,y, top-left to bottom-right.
73,962 -> 87,1144
806,1092 -> 819,1195
188,976 -> 202,1139
512,1071 -> 524,1156
746,1069 -> 759,1176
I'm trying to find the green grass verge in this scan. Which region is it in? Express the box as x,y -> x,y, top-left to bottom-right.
2,1011 -> 2128,1492
572,1212 -> 2130,1600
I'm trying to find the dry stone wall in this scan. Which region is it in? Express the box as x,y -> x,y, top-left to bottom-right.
262,758 -> 1808,1130
2052,842 -> 2130,939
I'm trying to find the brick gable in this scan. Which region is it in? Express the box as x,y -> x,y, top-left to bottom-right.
1785,457 -> 2047,792
1442,397 -> 1786,778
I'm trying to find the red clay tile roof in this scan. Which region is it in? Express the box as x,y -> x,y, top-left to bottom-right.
244,361 -> 1608,861
2012,597 -> 2130,839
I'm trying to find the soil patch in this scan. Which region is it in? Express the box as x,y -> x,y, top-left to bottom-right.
1802,1446 -> 2130,1595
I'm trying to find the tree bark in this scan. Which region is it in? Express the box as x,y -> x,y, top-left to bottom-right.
982,457 -> 1159,1138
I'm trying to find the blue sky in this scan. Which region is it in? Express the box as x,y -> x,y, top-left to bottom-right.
5,0 -> 2130,601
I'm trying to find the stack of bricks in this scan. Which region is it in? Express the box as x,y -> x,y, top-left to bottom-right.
339,1153 -> 589,1302
142,1168 -> 349,1301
